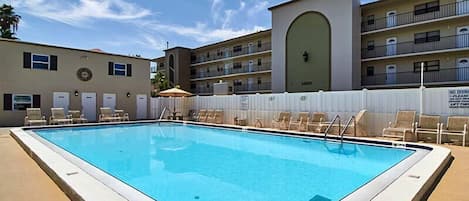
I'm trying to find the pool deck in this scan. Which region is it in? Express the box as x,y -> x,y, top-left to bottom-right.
0,126 -> 467,201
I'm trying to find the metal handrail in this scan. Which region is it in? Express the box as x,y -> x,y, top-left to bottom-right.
340,116 -> 356,143
159,107 -> 167,121
324,115 -> 341,140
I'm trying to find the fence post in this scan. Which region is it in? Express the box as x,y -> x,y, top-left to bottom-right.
420,86 -> 426,115
318,90 -> 323,112
362,88 -> 368,110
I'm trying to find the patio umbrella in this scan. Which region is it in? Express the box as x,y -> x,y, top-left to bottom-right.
158,88 -> 193,119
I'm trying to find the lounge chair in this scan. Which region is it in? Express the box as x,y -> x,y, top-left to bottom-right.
306,112 -> 327,132
382,110 -> 416,142
24,108 -> 47,126
69,110 -> 88,124
195,109 -> 207,122
440,116 -> 469,147
99,107 -> 121,122
49,108 -> 73,125
337,110 -> 368,137
271,112 -> 291,130
415,114 -> 440,143
114,109 -> 129,121
207,110 -> 224,124
202,110 -> 214,123
288,112 -> 309,131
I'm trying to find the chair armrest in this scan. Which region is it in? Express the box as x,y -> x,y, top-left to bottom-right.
388,121 -> 393,128
42,116 -> 46,120
80,114 -> 85,118
67,115 -> 73,119
319,117 -> 324,124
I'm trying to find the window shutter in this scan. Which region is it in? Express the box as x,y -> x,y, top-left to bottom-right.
23,52 -> 31,68
3,94 -> 12,111
126,64 -> 132,77
32,95 -> 41,108
50,55 -> 58,71
108,62 -> 114,75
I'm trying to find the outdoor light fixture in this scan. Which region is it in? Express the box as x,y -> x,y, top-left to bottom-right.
74,90 -> 79,96
126,92 -> 131,98
303,51 -> 309,62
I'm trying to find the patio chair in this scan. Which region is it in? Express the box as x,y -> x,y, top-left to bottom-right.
306,112 -> 328,133
271,112 -> 291,130
330,110 -> 368,137
415,114 -> 441,144
202,110 -> 214,123
208,110 -> 224,124
382,110 -> 416,142
99,107 -> 121,122
49,108 -> 73,125
195,109 -> 207,122
69,110 -> 88,124
288,112 -> 309,131
24,108 -> 47,126
115,109 -> 129,121
440,116 -> 469,147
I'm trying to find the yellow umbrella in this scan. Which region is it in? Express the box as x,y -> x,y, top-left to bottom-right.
158,88 -> 193,119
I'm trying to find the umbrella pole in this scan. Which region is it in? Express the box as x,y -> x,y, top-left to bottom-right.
173,97 -> 176,120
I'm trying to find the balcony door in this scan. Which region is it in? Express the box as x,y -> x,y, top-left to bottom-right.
386,11 -> 397,27
247,78 -> 255,91
457,0 -> 469,15
386,37 -> 397,56
248,60 -> 254,72
248,43 -> 254,54
457,58 -> 469,81
386,64 -> 397,85
457,26 -> 469,48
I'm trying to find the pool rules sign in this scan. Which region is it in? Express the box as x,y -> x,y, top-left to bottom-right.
449,89 -> 469,108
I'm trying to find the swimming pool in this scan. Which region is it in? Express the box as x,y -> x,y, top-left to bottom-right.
33,123 -> 417,201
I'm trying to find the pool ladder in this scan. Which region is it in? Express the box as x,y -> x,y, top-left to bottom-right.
323,115 -> 357,143
158,107 -> 168,121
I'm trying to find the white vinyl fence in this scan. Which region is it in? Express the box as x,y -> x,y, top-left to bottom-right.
151,86 -> 469,136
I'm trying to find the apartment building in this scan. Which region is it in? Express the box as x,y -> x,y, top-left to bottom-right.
361,0 -> 469,88
0,39 -> 151,126
155,0 -> 469,95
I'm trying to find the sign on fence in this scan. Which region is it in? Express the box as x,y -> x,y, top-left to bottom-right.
449,89 -> 469,108
240,96 -> 249,110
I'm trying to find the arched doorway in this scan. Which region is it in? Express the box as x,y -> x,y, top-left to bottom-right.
286,12 -> 331,92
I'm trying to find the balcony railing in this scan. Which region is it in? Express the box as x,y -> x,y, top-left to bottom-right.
234,82 -> 272,93
362,34 -> 469,59
362,1 -> 469,32
191,63 -> 272,79
192,87 -> 213,95
362,66 -> 469,86
191,43 -> 272,64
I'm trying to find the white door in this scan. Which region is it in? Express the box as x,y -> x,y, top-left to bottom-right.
103,93 -> 116,111
386,37 -> 397,56
224,48 -> 230,58
81,93 -> 97,122
53,92 -> 70,114
457,0 -> 469,15
136,94 -> 147,120
457,58 -> 469,81
248,43 -> 254,54
457,26 -> 469,48
248,60 -> 254,72
224,63 -> 230,75
386,11 -> 397,27
386,65 -> 397,85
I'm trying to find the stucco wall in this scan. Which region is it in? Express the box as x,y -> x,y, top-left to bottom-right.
271,0 -> 361,92
0,40 -> 151,126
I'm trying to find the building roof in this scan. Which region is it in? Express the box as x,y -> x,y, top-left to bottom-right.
0,38 -> 151,61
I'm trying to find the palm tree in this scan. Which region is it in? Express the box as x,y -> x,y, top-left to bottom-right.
0,4 -> 21,39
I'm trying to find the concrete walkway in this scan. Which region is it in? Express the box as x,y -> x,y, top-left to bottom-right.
0,128 -> 69,201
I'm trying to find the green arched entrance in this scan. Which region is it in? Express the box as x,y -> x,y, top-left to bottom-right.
286,12 -> 331,92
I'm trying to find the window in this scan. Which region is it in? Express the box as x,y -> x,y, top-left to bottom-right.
190,54 -> 196,62
206,52 -> 210,58
414,30 -> 440,44
190,83 -> 196,89
114,63 -> 127,76
233,80 -> 242,86
414,60 -> 440,72
257,40 -> 262,48
169,69 -> 175,83
206,83 -> 210,88
32,54 -> 49,70
414,1 -> 440,15
233,62 -> 242,69
367,66 -> 374,76
233,45 -> 242,53
257,58 -> 262,66
190,69 -> 196,75
257,78 -> 262,84
367,41 -> 375,51
13,94 -> 32,111
367,15 -> 375,25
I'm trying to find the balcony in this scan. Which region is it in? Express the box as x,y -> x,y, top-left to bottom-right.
362,1 -> 469,33
190,63 -> 272,79
234,82 -> 272,93
192,87 -> 213,95
191,43 -> 272,65
362,66 -> 469,87
362,34 -> 469,60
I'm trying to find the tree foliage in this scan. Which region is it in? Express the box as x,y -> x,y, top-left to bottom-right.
0,4 -> 21,39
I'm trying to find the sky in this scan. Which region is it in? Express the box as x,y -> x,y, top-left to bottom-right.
5,0 -> 377,59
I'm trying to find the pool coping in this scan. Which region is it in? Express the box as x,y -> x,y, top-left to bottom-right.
10,120 -> 452,201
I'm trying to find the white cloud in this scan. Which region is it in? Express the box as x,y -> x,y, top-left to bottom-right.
15,0 -> 151,27
248,1 -> 269,16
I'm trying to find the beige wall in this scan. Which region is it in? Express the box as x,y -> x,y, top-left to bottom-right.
0,40 -> 151,126
271,0 -> 362,92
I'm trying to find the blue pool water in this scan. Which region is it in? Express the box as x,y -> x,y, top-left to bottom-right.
35,123 -> 414,201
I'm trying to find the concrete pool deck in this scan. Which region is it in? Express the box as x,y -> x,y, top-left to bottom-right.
0,126 -> 467,201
